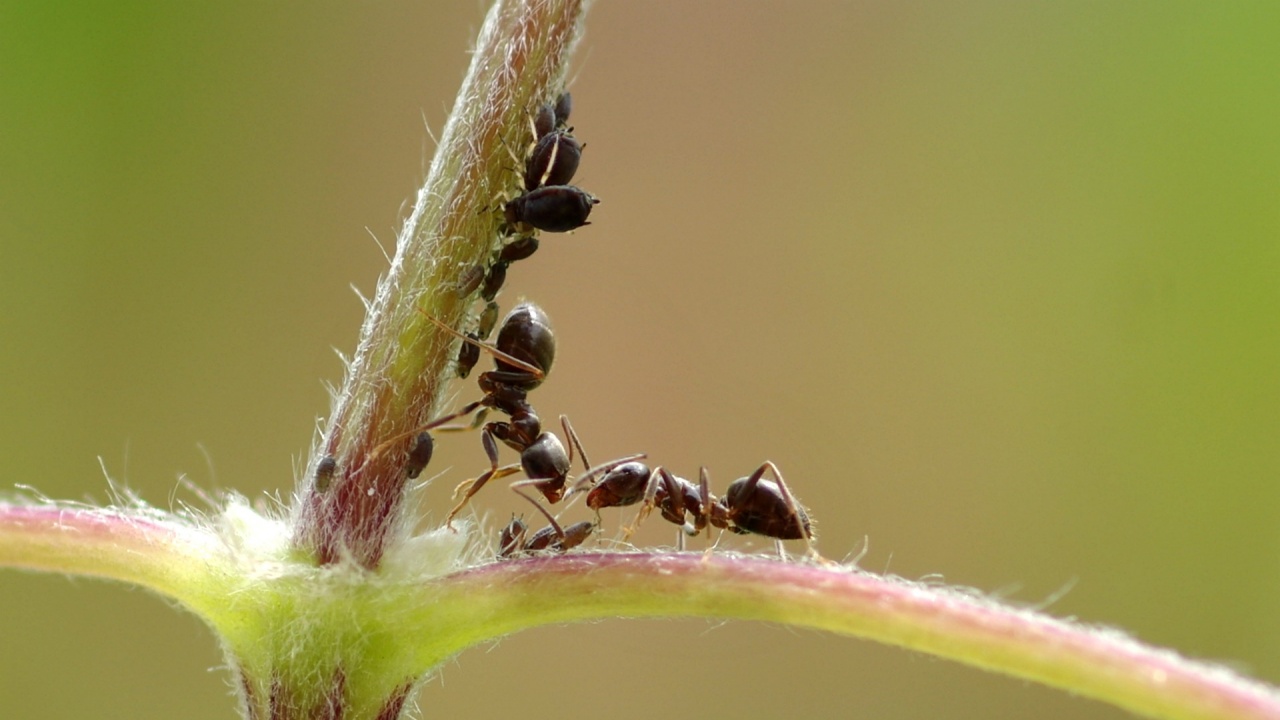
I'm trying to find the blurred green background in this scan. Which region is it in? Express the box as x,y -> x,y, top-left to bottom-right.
2,3 -> 1278,718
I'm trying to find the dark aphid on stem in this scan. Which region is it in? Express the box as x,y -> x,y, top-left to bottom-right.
497,516 -> 528,558
314,455 -> 338,492
523,131 -> 583,191
457,302 -> 502,378
456,264 -> 486,298
553,91 -> 572,128
480,262 -> 508,302
498,235 -> 540,264
533,103 -> 556,140
456,333 -> 482,378
505,185 -> 598,233
405,432 -> 435,480
498,487 -> 594,557
525,520 -> 594,554
532,91 -> 572,140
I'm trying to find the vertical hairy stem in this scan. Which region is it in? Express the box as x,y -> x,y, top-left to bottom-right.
290,0 -> 589,569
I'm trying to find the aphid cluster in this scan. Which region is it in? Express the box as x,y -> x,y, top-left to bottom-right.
452,93 -> 598,380
504,92 -> 598,234
318,90 -> 821,563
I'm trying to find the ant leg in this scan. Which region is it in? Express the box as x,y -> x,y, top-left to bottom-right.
622,466 -> 668,541
445,464 -> 520,528
368,400 -> 485,460
445,429 -> 516,528
560,415 -> 592,473
700,467 -> 729,560
756,461 -> 825,562
564,453 -> 647,498
513,486 -> 566,542
697,466 -> 715,556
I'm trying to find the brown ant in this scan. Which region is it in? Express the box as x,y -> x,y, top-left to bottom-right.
576,460 -> 817,557
373,302 -> 592,527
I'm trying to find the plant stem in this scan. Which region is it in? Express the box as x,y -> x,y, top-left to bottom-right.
416,553 -> 1280,720
289,0 -> 588,570
0,504 -> 218,607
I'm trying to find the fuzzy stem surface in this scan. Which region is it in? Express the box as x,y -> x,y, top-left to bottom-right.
290,0 -> 588,570
416,553 -> 1280,720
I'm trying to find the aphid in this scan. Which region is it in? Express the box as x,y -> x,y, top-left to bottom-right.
498,235 -> 540,264
497,516 -> 528,558
553,91 -> 572,128
456,303 -> 500,379
532,91 -> 572,140
525,519 -> 594,554
505,185 -> 598,233
314,455 -> 338,492
476,300 -> 500,339
498,488 -> 594,558
405,432 -> 435,480
456,264 -> 486,298
524,130 -> 583,191
480,261 -> 508,302
533,103 -> 556,140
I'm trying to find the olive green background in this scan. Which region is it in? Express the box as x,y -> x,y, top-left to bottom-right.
2,3 -> 1278,718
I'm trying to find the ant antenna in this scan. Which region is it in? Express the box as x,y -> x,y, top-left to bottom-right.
416,306 -> 544,379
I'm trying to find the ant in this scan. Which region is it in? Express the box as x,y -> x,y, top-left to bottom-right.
497,487 -> 595,558
373,302 -> 592,527
575,460 -> 817,557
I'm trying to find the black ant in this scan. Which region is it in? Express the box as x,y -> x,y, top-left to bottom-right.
576,460 -> 817,556
373,302 -> 589,527
497,487 -> 594,558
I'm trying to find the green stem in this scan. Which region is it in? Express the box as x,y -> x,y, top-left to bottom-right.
290,0 -> 589,570
416,553 -> 1280,720
0,504 -> 219,609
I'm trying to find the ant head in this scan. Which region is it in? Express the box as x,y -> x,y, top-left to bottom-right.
585,461 -> 651,510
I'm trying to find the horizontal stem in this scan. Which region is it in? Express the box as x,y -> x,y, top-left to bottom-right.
417,553 -> 1280,720
0,503 -> 218,607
